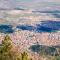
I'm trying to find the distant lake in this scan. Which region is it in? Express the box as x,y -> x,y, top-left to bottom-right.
16,21 -> 60,33
0,20 -> 60,34
0,25 -> 14,33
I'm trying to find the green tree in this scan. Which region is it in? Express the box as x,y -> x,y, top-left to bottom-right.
0,34 -> 20,60
20,51 -> 32,60
2,34 -> 13,52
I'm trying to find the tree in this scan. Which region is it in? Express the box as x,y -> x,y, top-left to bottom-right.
0,34 -> 20,60
2,34 -> 13,52
20,51 -> 32,60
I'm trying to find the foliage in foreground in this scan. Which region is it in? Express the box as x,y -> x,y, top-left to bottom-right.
0,35 -> 32,60
20,52 -> 32,60
0,34 -> 60,60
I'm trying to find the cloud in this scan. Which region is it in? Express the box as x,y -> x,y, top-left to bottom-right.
0,0 -> 16,9
0,0 -> 60,10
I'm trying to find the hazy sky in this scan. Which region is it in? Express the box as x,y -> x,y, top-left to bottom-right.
0,0 -> 60,10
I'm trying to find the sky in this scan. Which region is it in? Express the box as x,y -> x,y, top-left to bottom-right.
0,0 -> 60,10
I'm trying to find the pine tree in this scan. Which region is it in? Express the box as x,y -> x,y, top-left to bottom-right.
2,34 -> 13,52
0,34 -> 20,60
